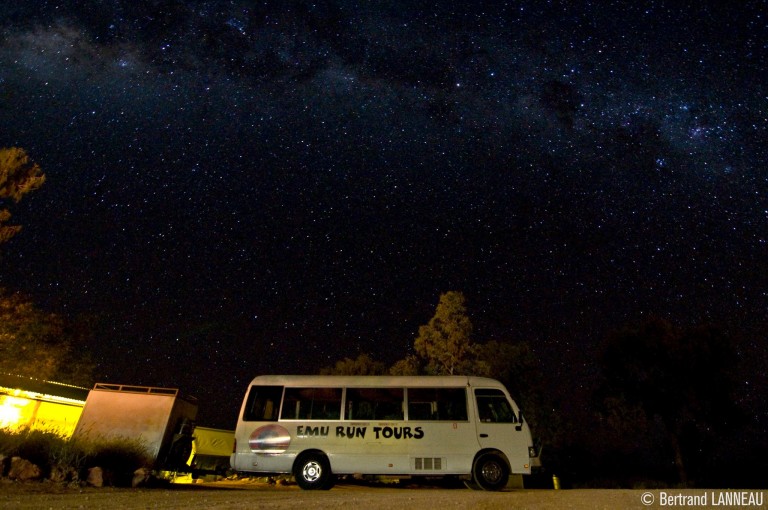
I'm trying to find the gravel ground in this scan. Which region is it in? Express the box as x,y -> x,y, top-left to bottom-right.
2,479 -> 751,510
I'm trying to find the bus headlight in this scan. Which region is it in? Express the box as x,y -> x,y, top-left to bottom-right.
529,438 -> 542,458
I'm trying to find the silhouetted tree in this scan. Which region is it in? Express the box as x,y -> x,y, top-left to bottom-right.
478,341 -> 548,428
389,354 -> 421,376
320,353 -> 387,375
597,317 -> 738,486
0,147 -> 45,243
0,289 -> 94,386
414,291 -> 481,375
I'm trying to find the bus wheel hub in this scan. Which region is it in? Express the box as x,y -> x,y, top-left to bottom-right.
303,462 -> 322,481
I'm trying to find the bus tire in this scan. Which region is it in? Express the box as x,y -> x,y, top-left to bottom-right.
293,452 -> 334,490
472,452 -> 509,491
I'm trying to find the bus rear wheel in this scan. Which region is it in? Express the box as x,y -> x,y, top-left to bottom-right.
472,452 -> 509,491
294,452 -> 335,490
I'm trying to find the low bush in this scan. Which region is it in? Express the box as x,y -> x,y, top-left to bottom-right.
83,436 -> 152,485
0,427 -> 151,485
0,427 -> 74,477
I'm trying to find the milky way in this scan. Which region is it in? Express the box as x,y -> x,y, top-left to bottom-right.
0,1 -> 765,427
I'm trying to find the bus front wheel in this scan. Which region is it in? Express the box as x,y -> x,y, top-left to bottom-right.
472,452 -> 509,491
293,452 -> 335,490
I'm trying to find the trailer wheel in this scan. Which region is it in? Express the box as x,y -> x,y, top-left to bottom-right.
293,452 -> 334,490
472,452 -> 509,491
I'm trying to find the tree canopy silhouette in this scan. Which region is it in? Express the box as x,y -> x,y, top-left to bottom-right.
414,290 -> 480,375
0,147 -> 45,244
320,353 -> 387,375
597,317 -> 738,486
0,289 -> 94,386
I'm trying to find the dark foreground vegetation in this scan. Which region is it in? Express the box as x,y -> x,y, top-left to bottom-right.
0,427 -> 151,487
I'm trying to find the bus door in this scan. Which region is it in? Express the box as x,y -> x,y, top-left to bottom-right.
473,388 -> 524,463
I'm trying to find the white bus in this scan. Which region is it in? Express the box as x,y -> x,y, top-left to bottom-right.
230,375 -> 539,490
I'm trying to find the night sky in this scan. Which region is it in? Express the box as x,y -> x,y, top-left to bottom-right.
0,1 -> 766,429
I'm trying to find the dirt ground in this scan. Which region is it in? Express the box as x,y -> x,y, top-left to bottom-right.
1,479 -> 750,510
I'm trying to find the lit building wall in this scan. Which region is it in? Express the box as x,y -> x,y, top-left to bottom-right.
0,375 -> 89,437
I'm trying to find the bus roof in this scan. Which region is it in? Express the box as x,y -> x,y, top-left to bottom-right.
246,375 -> 506,388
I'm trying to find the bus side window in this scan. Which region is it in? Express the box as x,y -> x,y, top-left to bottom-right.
407,388 -> 468,421
314,388 -> 343,419
282,387 -> 342,420
347,388 -> 404,420
408,402 -> 432,420
243,385 -> 283,422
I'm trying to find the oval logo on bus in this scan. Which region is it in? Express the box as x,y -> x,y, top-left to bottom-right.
249,424 -> 291,453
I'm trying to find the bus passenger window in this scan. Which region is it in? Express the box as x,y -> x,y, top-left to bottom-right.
407,388 -> 468,421
346,388 -> 404,420
408,402 -> 433,421
243,385 -> 283,421
281,387 -> 342,420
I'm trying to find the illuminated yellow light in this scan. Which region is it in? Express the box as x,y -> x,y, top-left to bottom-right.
0,396 -> 28,429
0,387 -> 86,436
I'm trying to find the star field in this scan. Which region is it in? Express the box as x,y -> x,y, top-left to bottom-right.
0,1 -> 766,428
